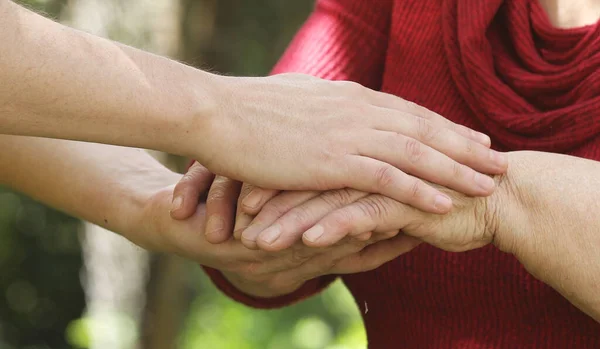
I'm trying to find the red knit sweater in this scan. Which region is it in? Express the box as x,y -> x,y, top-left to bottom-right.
204,0 -> 600,347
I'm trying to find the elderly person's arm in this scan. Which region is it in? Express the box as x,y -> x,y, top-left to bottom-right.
239,151 -> 600,321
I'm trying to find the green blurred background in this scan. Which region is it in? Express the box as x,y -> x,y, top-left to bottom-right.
1,1 -> 366,348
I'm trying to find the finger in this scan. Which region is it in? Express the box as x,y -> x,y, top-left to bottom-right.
263,230 -> 398,282
358,130 -> 497,196
233,212 -> 254,240
350,229 -> 398,243
368,92 -> 492,147
170,162 -> 214,220
366,230 -> 400,242
233,183 -> 279,239
205,177 -> 242,243
240,186 -> 280,215
338,156 -> 453,214
279,237 -> 370,282
332,234 -> 422,274
302,195 -> 411,247
408,124 -> 507,174
372,114 -> 507,174
240,190 -> 320,249
287,231 -> 400,281
354,231 -> 372,241
234,183 -> 258,239
255,189 -> 369,251
364,101 -> 508,173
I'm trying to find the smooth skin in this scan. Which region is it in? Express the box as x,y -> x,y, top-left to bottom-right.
0,0 -> 507,216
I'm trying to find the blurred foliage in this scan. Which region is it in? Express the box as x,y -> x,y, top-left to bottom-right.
2,0 -> 367,348
179,271 -> 365,349
0,190 -> 84,349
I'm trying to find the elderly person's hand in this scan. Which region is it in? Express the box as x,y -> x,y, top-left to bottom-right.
160,163 -> 419,297
230,151 -> 600,322
230,180 -> 496,252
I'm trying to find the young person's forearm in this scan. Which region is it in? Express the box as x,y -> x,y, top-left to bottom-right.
0,0 -> 218,156
0,135 -> 180,238
0,0 -> 508,202
494,151 -> 600,320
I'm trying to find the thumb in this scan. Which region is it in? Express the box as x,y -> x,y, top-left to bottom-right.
170,161 -> 215,220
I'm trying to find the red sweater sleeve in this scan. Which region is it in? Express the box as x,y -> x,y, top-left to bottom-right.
202,0 -> 392,309
272,0 -> 392,89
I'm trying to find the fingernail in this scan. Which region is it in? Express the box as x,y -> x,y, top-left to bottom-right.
171,196 -> 183,212
304,225 -> 324,243
242,190 -> 261,210
475,173 -> 495,192
433,195 -> 452,212
492,151 -> 508,169
259,225 -> 281,245
241,224 -> 261,244
206,215 -> 225,236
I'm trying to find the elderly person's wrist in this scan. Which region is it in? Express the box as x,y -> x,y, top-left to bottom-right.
485,152 -> 532,256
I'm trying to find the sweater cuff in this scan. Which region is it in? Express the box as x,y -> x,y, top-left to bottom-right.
202,265 -> 337,309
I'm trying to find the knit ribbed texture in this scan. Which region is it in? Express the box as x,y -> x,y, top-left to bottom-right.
203,0 -> 600,347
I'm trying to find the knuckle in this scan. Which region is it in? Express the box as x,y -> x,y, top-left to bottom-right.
405,101 -> 436,121
206,186 -> 228,205
260,201 -> 288,219
404,138 -> 424,164
404,100 -> 421,115
288,246 -> 312,265
190,162 -> 210,174
407,179 -> 423,200
416,118 -> 437,143
464,138 -> 474,154
357,197 -> 389,220
288,206 -> 312,227
330,209 -> 354,230
184,164 -> 211,183
320,189 -> 355,207
451,161 -> 464,178
178,172 -> 196,185
374,165 -> 396,189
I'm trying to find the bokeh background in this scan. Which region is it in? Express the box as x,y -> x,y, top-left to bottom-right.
0,1 -> 366,348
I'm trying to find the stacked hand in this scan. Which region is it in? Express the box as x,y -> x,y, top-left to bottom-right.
167,152 -> 600,322
166,92 -> 510,298
184,74 -> 508,215
166,87 -> 510,296
167,161 -> 507,297
134,164 -> 420,298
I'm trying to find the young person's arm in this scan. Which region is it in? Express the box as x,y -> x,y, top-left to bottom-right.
0,0 -> 505,212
